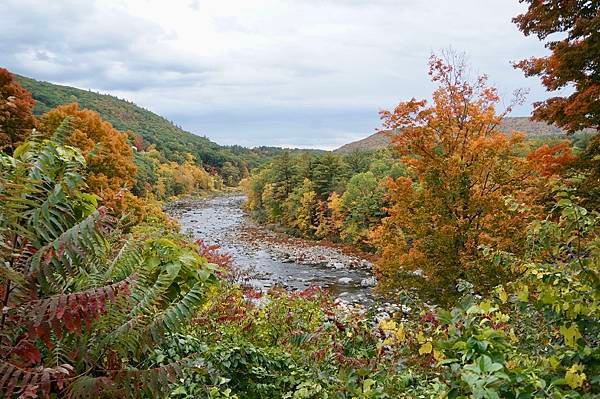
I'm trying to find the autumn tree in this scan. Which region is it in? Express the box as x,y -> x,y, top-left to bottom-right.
297,183 -> 319,237
241,168 -> 271,221
326,192 -> 345,237
373,53 -> 545,304
0,68 -> 37,152
271,151 -> 299,198
513,0 -> 600,132
285,178 -> 319,236
38,103 -> 137,204
261,183 -> 282,222
340,172 -> 385,246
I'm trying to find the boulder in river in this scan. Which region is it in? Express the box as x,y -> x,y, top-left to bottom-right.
338,277 -> 353,284
330,261 -> 345,269
360,276 -> 377,287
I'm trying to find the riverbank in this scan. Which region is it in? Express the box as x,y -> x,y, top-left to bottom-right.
166,194 -> 377,303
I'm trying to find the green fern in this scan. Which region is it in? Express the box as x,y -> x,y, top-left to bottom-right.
1,120 -> 217,398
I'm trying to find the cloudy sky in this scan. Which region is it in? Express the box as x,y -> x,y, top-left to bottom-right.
0,0 -> 552,149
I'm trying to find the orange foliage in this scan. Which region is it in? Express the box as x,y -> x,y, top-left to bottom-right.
0,68 -> 37,152
38,103 -> 136,207
373,53 -> 548,303
527,142 -> 577,177
513,1 -> 600,132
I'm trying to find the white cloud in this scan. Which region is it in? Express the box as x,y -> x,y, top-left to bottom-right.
0,0 -> 550,149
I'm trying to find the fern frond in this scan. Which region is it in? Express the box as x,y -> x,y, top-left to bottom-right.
148,281 -> 206,340
14,277 -> 134,346
0,359 -> 74,399
129,266 -> 179,319
104,237 -> 143,282
50,117 -> 74,145
29,207 -> 114,291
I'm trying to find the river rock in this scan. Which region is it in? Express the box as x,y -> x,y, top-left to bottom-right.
360,276 -> 377,287
330,261 -> 345,269
169,194 -> 377,304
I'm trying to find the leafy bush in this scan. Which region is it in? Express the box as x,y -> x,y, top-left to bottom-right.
0,123 -> 217,398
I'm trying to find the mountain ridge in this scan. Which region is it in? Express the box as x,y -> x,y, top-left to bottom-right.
334,117 -> 596,153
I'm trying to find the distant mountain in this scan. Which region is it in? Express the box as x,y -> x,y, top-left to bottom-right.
334,130 -> 394,154
334,117 -> 595,153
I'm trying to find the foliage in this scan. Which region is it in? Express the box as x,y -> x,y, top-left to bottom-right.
37,103 -> 137,207
574,134 -> 600,209
133,147 -> 221,200
514,0 -> 600,132
151,286 -> 409,399
15,74 -> 322,185
243,149 -> 401,246
0,68 -> 37,153
424,190 -> 599,398
2,10 -> 599,397
0,128 -> 217,398
311,153 -> 347,200
372,52 -> 556,304
288,179 -> 319,237
150,206 -> 599,399
339,172 -> 386,247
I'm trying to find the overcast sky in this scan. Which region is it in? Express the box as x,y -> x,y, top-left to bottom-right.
0,0 -> 553,149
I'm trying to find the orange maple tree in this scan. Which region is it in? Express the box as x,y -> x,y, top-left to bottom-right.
513,0 -> 600,133
372,53 -> 552,303
38,103 -> 136,205
0,68 -> 37,152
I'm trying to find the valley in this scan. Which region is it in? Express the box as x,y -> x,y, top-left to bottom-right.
168,194 -> 375,304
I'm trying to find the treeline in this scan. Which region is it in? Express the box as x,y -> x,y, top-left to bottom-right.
244,149 -> 405,248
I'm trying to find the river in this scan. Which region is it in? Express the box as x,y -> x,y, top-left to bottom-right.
167,194 -> 375,303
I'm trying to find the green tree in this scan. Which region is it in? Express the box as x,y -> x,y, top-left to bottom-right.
312,153 -> 346,200
344,150 -> 373,175
132,151 -> 159,197
340,172 -> 385,246
297,152 -> 315,180
270,151 -> 299,201
221,161 -> 241,186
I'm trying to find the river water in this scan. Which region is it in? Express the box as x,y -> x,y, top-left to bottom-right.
168,195 -> 375,303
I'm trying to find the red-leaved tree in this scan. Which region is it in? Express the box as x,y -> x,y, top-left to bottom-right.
0,68 -> 37,152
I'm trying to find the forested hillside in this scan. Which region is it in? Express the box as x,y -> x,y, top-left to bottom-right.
15,75 -> 316,184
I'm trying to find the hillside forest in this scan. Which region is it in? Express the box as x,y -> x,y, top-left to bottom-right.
1,1 -> 599,398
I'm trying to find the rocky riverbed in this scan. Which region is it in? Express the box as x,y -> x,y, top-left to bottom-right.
166,194 -> 377,303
